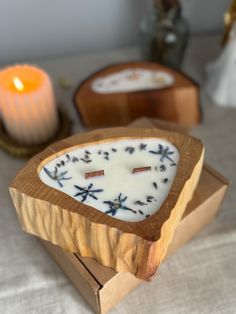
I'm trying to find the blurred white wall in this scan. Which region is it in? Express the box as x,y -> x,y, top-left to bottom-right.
0,0 -> 231,64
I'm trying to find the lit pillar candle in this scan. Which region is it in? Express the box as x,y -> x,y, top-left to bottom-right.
0,65 -> 59,145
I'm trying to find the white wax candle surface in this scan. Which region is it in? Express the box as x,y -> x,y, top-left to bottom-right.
0,65 -> 58,145
91,68 -> 174,94
39,138 -> 179,222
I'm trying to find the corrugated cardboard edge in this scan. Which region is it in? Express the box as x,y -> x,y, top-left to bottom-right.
41,241 -> 101,313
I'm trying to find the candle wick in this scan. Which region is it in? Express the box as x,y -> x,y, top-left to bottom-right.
85,170 -> 105,179
132,166 -> 151,174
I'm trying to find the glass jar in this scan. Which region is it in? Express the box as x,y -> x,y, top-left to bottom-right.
140,3 -> 189,69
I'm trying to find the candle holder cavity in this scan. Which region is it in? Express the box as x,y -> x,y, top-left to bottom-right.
0,108 -> 71,158
10,127 -> 204,280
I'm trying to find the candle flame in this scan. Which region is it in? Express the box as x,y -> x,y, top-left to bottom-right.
13,76 -> 24,92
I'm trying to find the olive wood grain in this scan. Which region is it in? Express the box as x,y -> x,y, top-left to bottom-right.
10,127 -> 204,280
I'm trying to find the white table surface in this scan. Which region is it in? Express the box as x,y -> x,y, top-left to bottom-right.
0,35 -> 236,314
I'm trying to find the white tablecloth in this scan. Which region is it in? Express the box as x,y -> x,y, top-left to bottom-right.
0,35 -> 236,314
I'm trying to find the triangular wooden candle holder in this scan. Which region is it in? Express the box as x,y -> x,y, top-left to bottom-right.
10,127 -> 204,280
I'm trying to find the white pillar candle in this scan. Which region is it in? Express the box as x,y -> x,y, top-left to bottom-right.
0,65 -> 59,145
39,138 -> 179,222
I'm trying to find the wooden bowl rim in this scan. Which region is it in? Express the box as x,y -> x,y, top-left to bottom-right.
10,126 -> 204,241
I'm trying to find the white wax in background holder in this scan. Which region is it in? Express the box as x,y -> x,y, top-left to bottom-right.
91,68 -> 174,94
0,65 -> 59,145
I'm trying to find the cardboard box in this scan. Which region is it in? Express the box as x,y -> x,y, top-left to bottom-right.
40,163 -> 228,314
39,118 -> 228,313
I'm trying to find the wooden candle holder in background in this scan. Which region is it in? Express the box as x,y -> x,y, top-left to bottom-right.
10,127 -> 204,281
73,62 -> 201,128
